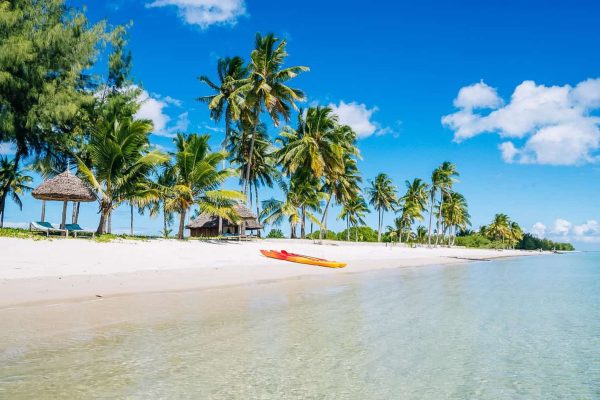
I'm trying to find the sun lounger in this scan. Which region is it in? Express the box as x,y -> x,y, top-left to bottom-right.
29,221 -> 68,237
64,223 -> 95,238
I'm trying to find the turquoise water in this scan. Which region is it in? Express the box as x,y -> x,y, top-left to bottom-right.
1,253 -> 599,399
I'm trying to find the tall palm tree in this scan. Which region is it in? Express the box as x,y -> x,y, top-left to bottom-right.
0,157 -> 33,227
143,165 -> 177,238
338,195 -> 370,241
166,133 -> 244,239
198,56 -> 248,143
227,121 -> 280,218
434,162 -> 459,246
427,168 -> 444,246
416,225 -> 428,244
441,191 -> 470,246
366,173 -> 397,242
77,117 -> 168,234
236,33 -> 309,200
508,221 -> 524,249
485,213 -> 511,246
400,178 -> 429,241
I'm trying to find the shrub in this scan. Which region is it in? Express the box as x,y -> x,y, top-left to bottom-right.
266,229 -> 285,239
336,226 -> 379,242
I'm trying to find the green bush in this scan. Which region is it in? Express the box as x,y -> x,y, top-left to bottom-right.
516,233 -> 575,251
336,226 -> 379,242
266,229 -> 285,239
306,230 -> 338,240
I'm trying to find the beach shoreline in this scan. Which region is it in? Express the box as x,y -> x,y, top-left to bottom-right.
0,237 -> 543,308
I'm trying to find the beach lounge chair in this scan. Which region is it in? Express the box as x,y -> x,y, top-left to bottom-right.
64,223 -> 95,238
29,221 -> 68,237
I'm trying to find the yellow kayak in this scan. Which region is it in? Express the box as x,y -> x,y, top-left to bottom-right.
260,249 -> 347,268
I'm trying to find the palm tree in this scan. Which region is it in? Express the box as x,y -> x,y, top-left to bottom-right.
434,162 -> 459,246
227,121 -> 280,218
0,157 -> 33,227
416,225 -> 428,244
427,168 -> 444,246
366,173 -> 397,242
198,56 -> 248,143
441,191 -> 470,246
338,195 -> 369,241
236,33 -> 309,200
143,165 -> 177,238
399,178 -> 429,242
508,221 -> 523,249
486,213 -> 511,247
77,117 -> 168,234
166,133 -> 244,239
277,107 -> 359,240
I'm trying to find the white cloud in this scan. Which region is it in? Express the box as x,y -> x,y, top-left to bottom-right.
0,142 -> 16,155
530,222 -> 546,238
454,81 -> 503,110
146,0 -> 246,29
552,218 -> 572,236
442,78 -> 600,165
572,220 -> 600,237
329,101 -> 393,139
135,90 -> 189,137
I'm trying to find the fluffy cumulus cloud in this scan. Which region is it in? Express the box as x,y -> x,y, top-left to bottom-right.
442,78 -> 600,165
531,218 -> 600,243
135,90 -> 189,137
328,101 -> 394,139
0,142 -> 16,155
146,0 -> 246,29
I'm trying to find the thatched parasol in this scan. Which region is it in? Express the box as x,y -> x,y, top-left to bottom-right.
32,170 -> 96,228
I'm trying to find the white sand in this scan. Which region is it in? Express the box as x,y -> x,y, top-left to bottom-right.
0,237 -> 540,307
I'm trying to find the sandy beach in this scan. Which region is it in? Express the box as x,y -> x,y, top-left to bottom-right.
0,237 -> 540,308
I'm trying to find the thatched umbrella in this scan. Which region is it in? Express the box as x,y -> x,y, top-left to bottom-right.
32,170 -> 96,228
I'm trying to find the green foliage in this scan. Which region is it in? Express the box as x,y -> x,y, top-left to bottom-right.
0,227 -> 46,240
307,230 -> 338,241
266,229 -> 285,239
336,226 -> 379,242
454,233 -> 492,248
0,0 -> 107,163
516,233 -> 575,251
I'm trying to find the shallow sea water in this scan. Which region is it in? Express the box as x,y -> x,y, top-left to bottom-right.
1,253 -> 599,399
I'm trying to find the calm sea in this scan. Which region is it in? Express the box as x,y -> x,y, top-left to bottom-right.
1,253 -> 599,399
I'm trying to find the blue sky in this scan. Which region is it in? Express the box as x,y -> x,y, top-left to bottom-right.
4,0 -> 600,248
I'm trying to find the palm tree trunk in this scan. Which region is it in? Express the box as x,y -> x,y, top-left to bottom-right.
427,191 -> 435,246
178,209 -> 186,240
74,202 -> 80,224
41,200 -> 46,222
130,203 -> 134,236
355,224 -> 358,242
347,215 -> 350,241
319,192 -> 333,241
243,109 -> 259,201
0,192 -> 6,228
435,192 -> 443,247
108,210 -> 112,234
377,208 -> 382,242
96,204 -> 110,235
163,206 -> 168,238
301,205 -> 306,239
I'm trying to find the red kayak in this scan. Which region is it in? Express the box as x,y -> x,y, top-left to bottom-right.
260,249 -> 347,268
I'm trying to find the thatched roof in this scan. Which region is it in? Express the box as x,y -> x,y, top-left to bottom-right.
187,204 -> 263,230
32,170 -> 96,202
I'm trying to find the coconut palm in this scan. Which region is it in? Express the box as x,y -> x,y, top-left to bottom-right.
77,117 -> 168,234
507,221 -> 524,249
142,165 -> 177,238
441,191 -> 470,246
0,157 -> 33,227
485,213 -> 511,246
399,178 -> 429,241
366,173 -> 397,242
198,56 -> 248,143
434,162 -> 459,246
416,225 -> 428,244
236,33 -> 309,199
338,195 -> 370,241
166,133 -> 244,239
227,121 -> 280,218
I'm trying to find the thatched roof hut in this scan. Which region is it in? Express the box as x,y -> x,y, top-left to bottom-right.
32,170 -> 95,228
187,203 -> 262,237
32,170 -> 95,202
